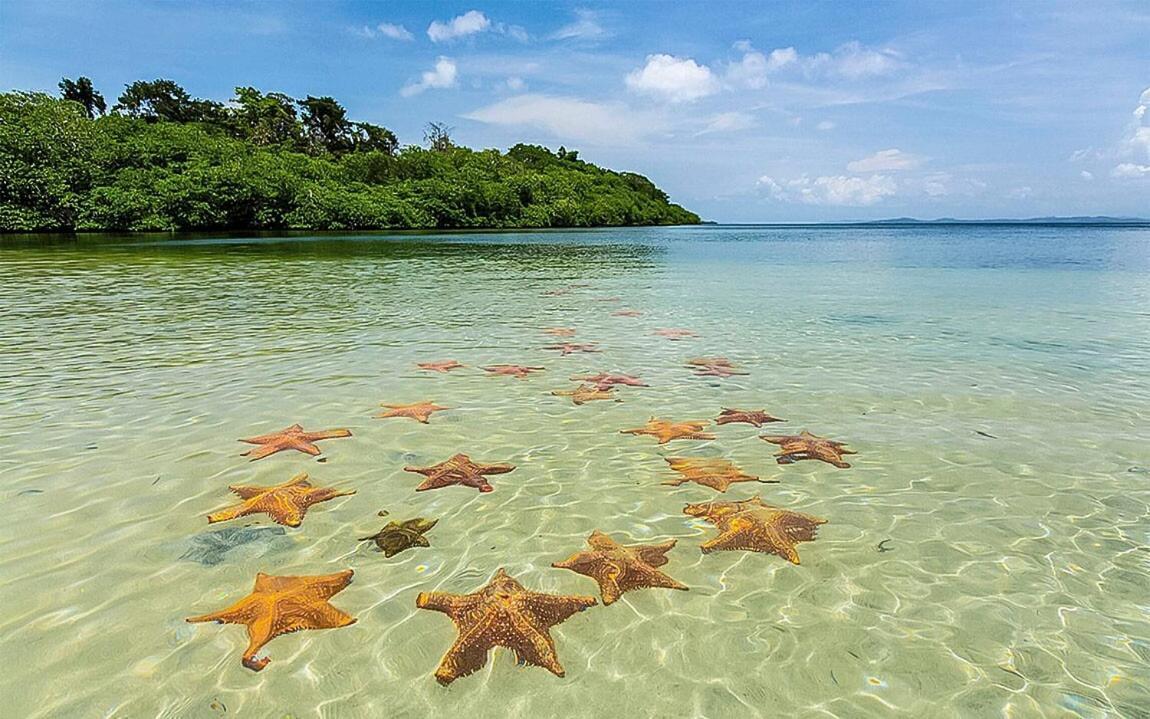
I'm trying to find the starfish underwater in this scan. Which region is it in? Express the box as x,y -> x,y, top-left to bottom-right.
715,408 -> 784,427
404,453 -> 516,493
611,309 -> 643,317
551,384 -> 619,405
653,328 -> 698,340
238,424 -> 352,461
416,568 -> 596,685
552,530 -> 688,605
544,342 -> 601,356
417,360 -> 465,373
621,418 -> 716,444
206,472 -> 355,527
686,357 -> 749,378
359,517 -> 438,557
186,569 -> 357,671
570,372 -> 649,390
683,496 -> 827,564
375,401 -> 450,424
761,430 -> 856,468
542,327 -> 577,337
663,457 -> 772,492
482,364 -> 545,379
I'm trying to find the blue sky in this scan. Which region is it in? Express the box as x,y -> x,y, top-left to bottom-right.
2,0 -> 1148,221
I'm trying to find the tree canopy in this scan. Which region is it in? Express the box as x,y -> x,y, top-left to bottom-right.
0,78 -> 700,233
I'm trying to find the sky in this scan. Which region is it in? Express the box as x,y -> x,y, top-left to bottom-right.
2,0 -> 1148,222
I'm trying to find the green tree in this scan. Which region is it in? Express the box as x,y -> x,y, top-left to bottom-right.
58,76 -> 106,118
230,86 -> 301,146
113,79 -> 223,123
423,122 -> 454,152
299,96 -> 352,154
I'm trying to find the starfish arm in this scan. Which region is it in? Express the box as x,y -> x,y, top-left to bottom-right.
229,485 -> 271,499
699,528 -> 759,554
505,612 -> 565,676
302,429 -> 352,441
661,477 -> 689,486
239,425 -> 303,444
186,597 -> 256,625
303,569 -> 356,599
517,592 -> 597,626
206,501 -> 256,524
477,462 -> 516,476
434,630 -> 496,685
624,563 -> 690,593
413,536 -> 430,548
633,540 -> 677,567
764,528 -> 803,564
287,438 -> 323,456
241,443 -> 285,461
241,616 -> 276,671
416,591 -> 482,621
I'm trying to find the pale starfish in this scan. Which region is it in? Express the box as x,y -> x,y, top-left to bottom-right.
611,309 -> 643,317
653,328 -> 698,340
570,372 -> 649,390
715,408 -> 784,427
375,401 -> 449,424
417,360 -> 465,373
206,472 -> 355,527
238,424 -> 352,461
482,364 -> 545,379
187,570 -> 356,671
544,342 -> 601,356
621,418 -> 716,444
404,453 -> 516,493
552,530 -> 688,605
542,327 -> 577,337
551,384 -> 619,405
761,430 -> 856,468
683,496 -> 826,564
416,568 -> 596,685
663,457 -> 771,492
693,364 -> 749,378
685,357 -> 734,367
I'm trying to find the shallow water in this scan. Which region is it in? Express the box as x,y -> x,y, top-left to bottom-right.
1,225 -> 1149,718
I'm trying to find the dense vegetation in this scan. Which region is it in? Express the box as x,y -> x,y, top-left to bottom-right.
0,78 -> 699,233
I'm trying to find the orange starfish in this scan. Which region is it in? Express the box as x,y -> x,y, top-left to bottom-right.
663,457 -> 771,492
761,430 -> 856,468
404,453 -> 516,493
621,418 -> 716,444
570,372 -> 649,390
552,530 -> 688,605
376,401 -> 449,424
686,357 -> 748,378
683,496 -> 826,564
715,408 -> 784,427
482,364 -> 545,379
653,328 -> 698,340
551,384 -> 619,405
239,424 -> 352,461
544,342 -> 601,356
416,568 -> 596,685
417,360 -> 465,373
685,357 -> 734,367
187,570 -> 356,671
542,327 -> 577,337
611,309 -> 643,317
206,472 -> 355,527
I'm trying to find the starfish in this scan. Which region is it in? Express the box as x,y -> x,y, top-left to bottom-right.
653,328 -> 698,340
761,430 -> 856,468
693,365 -> 749,378
570,372 -> 649,390
686,357 -> 735,367
416,568 -> 596,685
359,517 -> 438,557
418,360 -> 465,373
206,472 -> 355,527
404,453 -> 516,493
551,384 -> 618,405
544,342 -> 601,356
552,530 -> 688,605
663,457 -> 771,492
683,496 -> 826,564
376,401 -> 449,424
611,309 -> 643,317
482,364 -> 545,379
715,408 -> 784,427
542,327 -> 577,337
621,418 -> 716,444
238,424 -> 352,461
186,569 -> 356,671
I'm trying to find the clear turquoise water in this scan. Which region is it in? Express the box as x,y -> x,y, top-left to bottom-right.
1,225 -> 1148,718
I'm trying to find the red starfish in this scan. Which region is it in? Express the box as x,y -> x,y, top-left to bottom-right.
417,360 -> 465,373
654,328 -> 698,340
571,372 -> 649,390
542,327 -> 577,337
715,408 -> 784,427
545,342 -> 601,356
612,309 -> 643,317
403,453 -> 516,493
694,365 -> 749,378
482,364 -> 545,379
238,424 -> 352,461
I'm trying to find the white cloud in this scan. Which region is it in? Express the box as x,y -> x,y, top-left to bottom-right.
377,22 -> 413,41
1111,163 -> 1150,179
766,47 -> 799,72
625,54 -> 719,103
699,112 -> 756,134
816,120 -> 836,131
505,76 -> 526,91
759,41 -> 901,79
847,148 -> 923,172
465,94 -> 654,144
725,44 -> 797,90
1080,170 -> 1094,181
552,9 -> 605,40
758,174 -> 897,206
428,10 -> 491,42
401,57 -> 458,96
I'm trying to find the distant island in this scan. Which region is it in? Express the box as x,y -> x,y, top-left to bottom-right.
862,216 -> 1150,226
0,78 -> 699,233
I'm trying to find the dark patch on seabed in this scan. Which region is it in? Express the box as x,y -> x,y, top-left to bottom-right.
180,526 -> 290,566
